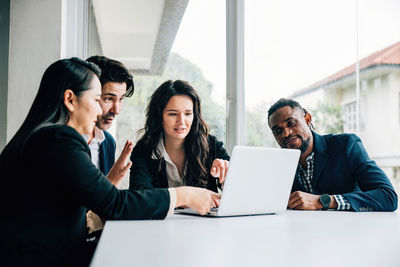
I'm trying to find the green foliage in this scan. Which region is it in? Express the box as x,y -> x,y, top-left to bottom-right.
117,52 -> 280,158
116,53 -> 226,148
310,101 -> 344,134
245,102 -> 279,147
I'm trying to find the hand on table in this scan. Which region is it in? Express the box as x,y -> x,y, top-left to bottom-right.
175,187 -> 221,215
288,191 -> 323,210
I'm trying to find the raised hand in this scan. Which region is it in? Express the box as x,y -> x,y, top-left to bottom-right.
107,140 -> 133,187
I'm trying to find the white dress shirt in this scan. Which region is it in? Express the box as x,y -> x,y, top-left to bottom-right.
155,138 -> 187,187
82,127 -> 105,168
153,138 -> 184,215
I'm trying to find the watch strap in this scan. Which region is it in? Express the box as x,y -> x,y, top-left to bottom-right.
320,194 -> 331,210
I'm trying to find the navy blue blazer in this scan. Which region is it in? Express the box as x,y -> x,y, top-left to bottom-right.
99,130 -> 115,175
292,131 -> 398,211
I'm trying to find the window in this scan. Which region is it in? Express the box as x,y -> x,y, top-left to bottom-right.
87,0 -> 225,188
344,101 -> 357,132
244,0 -> 400,194
358,0 -> 400,193
244,0 -> 355,144
166,0 -> 226,143
87,0 -> 400,194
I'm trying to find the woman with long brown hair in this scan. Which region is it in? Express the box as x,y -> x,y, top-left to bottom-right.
129,80 -> 229,198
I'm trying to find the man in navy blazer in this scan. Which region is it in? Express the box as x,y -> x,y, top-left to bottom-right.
267,98 -> 397,211
84,56 -> 135,238
86,56 -> 135,180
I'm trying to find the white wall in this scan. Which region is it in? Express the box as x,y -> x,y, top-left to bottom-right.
7,0 -> 63,141
361,72 -> 400,158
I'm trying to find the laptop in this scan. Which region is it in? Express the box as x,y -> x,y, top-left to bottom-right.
175,146 -> 300,217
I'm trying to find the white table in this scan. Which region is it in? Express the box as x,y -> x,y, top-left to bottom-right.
90,210 -> 400,267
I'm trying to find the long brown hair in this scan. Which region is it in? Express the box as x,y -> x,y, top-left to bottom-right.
137,80 -> 210,187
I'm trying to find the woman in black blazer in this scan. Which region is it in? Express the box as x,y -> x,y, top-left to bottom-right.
0,59 -> 219,267
129,80 -> 230,196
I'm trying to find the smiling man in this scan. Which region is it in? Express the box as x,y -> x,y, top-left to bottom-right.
267,98 -> 397,212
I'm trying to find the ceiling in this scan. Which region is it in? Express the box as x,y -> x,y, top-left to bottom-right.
90,0 -> 188,74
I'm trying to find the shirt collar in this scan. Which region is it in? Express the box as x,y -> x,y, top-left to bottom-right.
306,151 -> 314,162
297,152 -> 314,171
93,127 -> 106,143
82,126 -> 106,145
154,137 -> 175,165
156,137 -> 188,181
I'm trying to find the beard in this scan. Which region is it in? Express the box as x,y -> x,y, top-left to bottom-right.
298,136 -> 311,154
283,134 -> 310,154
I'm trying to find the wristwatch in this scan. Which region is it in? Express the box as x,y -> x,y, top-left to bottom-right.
319,194 -> 331,210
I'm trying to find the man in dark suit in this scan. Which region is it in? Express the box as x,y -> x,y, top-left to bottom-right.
84,56 -> 135,235
267,98 -> 397,211
86,56 -> 135,182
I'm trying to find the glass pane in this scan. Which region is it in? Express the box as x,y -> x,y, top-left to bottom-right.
245,0 -> 400,195
88,0 -> 226,188
123,0 -> 226,145
158,0 -> 226,143
358,0 -> 400,194
245,0 -> 356,148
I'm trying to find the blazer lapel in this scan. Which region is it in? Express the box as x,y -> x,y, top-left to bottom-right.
99,142 -> 106,175
159,160 -> 169,188
311,131 -> 329,190
152,159 -> 169,188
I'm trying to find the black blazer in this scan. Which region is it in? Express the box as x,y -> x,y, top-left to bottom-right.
0,125 -> 170,267
129,135 -> 230,192
292,131 -> 397,211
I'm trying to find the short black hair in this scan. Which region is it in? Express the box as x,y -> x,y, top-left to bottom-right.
86,55 -> 134,97
267,98 -> 308,119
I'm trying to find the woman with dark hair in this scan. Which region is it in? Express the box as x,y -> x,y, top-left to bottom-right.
0,59 -> 219,267
129,80 -> 230,196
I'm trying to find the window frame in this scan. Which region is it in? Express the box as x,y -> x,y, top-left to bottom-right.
225,0 -> 245,153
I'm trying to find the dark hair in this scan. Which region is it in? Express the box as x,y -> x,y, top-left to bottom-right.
138,80 -> 210,187
0,57 -> 100,164
86,55 -> 134,97
268,98 -> 309,119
